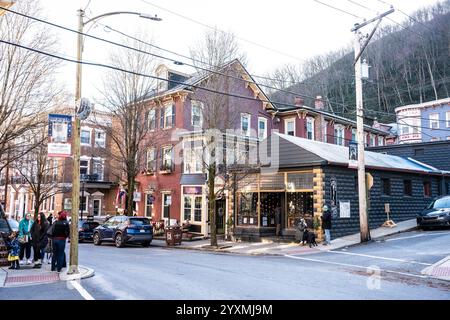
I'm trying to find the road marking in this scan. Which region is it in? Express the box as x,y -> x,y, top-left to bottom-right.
284,254 -> 428,279
70,280 -> 95,300
385,232 -> 446,242
328,250 -> 432,266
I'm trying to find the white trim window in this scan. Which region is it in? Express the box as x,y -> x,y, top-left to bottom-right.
258,117 -> 268,140
184,146 -> 203,173
241,113 -> 251,137
92,159 -> 104,181
370,134 -> 375,147
148,109 -> 156,130
306,117 -> 314,140
161,146 -> 173,171
183,195 -> 202,222
191,101 -> 203,127
446,111 -> 450,128
145,193 -> 153,217
378,136 -> 385,146
351,128 -> 357,142
285,118 -> 295,136
163,104 -> 174,128
334,124 -> 345,146
146,148 -> 156,172
80,127 -> 92,146
429,113 -> 439,129
80,158 -> 89,177
94,130 -> 106,148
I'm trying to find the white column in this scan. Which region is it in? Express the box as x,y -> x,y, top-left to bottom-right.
25,193 -> 29,214
18,189 -> 25,219
9,189 -> 15,216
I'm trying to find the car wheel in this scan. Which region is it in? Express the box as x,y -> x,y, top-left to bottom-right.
93,233 -> 102,246
115,233 -> 125,248
142,241 -> 151,247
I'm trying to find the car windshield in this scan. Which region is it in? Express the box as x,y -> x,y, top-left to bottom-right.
427,197 -> 450,209
7,219 -> 19,230
129,218 -> 150,226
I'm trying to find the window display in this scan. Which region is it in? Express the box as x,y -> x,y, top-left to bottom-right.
287,192 -> 313,228
237,192 -> 258,226
259,192 -> 283,227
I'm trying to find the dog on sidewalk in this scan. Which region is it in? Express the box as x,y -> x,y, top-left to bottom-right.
302,229 -> 318,248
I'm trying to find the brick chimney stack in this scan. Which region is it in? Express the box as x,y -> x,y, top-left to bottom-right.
294,97 -> 304,107
314,95 -> 324,110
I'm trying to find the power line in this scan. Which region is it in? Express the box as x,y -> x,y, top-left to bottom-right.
138,0 -> 307,64
311,0 -> 364,19
0,5 -> 352,112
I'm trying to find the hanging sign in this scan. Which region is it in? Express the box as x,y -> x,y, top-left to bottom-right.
48,114 -> 72,158
349,141 -> 358,169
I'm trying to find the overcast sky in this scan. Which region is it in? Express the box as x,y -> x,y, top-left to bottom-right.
35,0 -> 442,103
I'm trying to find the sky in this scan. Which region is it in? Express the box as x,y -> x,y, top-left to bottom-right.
26,0 -> 443,104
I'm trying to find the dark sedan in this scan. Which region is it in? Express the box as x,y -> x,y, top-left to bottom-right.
78,220 -> 100,242
93,216 -> 153,248
417,196 -> 450,229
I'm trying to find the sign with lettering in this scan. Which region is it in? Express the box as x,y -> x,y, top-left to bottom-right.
339,201 -> 350,218
48,114 -> 72,157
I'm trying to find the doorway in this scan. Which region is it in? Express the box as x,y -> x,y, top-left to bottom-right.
93,199 -> 101,216
215,199 -> 226,234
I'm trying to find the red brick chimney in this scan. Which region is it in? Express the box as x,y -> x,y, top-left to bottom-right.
294,96 -> 304,107
314,95 -> 324,110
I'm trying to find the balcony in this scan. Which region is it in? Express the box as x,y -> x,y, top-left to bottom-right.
80,174 -> 100,182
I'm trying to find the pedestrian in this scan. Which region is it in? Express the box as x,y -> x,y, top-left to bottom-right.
274,205 -> 282,237
18,213 -> 33,265
295,218 -> 307,244
321,205 -> 332,246
6,231 -> 20,270
48,211 -> 70,272
30,212 -> 49,268
47,213 -> 53,225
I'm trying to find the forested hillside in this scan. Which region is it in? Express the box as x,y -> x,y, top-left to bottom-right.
265,0 -> 450,123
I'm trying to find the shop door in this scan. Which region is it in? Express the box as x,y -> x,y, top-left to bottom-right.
215,199 -> 226,234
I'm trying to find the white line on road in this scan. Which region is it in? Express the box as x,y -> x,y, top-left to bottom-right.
284,254 -> 429,279
70,280 -> 95,300
327,250 -> 432,266
385,232 -> 446,242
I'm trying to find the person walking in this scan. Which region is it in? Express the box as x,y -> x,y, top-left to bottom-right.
18,213 -> 33,265
321,205 -> 332,246
49,211 -> 70,272
30,212 -> 49,268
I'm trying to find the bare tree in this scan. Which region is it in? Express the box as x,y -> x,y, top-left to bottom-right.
97,36 -> 161,216
0,0 -> 61,172
189,29 -> 250,247
13,122 -> 68,219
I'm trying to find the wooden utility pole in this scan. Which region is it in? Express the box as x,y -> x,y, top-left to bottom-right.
68,9 -> 84,275
352,8 -> 394,243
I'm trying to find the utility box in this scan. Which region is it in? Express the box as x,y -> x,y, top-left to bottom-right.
165,226 -> 182,246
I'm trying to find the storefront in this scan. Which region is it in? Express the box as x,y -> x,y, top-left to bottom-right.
235,171 -> 315,238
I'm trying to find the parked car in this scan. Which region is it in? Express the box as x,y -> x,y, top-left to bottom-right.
417,196 -> 450,229
78,220 -> 100,242
93,216 -> 153,248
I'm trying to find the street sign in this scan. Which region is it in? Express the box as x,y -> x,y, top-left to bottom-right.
48,114 -> 72,158
133,192 -> 141,202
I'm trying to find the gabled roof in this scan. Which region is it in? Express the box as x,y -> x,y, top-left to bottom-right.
146,59 -> 276,110
395,97 -> 450,113
272,132 -> 447,175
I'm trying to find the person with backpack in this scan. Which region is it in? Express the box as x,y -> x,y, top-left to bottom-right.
48,211 -> 70,272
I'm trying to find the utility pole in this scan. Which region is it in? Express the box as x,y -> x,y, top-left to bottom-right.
68,9 -> 84,275
352,8 -> 394,243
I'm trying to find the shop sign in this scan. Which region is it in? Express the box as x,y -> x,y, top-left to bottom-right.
183,186 -> 202,195
339,201 -> 350,218
330,177 -> 338,218
348,142 -> 358,168
48,114 -> 72,158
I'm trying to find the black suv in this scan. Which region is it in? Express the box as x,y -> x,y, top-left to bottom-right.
93,216 -> 153,248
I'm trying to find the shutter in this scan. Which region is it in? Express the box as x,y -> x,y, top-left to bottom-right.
160,107 -> 164,128
144,110 -> 149,129
171,104 -> 176,127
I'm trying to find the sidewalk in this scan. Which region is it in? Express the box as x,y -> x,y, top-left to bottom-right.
0,262 -> 94,288
421,256 -> 450,281
154,218 -> 418,256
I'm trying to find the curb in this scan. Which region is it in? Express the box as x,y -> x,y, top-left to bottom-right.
421,256 -> 450,282
59,265 -> 95,282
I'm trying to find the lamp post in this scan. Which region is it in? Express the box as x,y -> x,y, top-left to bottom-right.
69,9 -> 161,275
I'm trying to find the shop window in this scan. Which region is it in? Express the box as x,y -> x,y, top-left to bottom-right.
183,196 -> 192,221
286,172 -> 314,190
194,197 -> 202,222
381,178 -> 391,196
403,180 -> 412,196
259,192 -> 283,227
237,192 -> 257,226
423,181 -> 432,197
183,195 -> 203,222
287,192 -> 314,229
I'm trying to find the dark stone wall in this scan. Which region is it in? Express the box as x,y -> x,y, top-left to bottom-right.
323,165 -> 441,239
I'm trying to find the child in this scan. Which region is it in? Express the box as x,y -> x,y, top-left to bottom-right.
6,231 -> 20,270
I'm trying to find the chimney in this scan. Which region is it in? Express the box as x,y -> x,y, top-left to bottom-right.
294,96 -> 304,107
314,95 -> 324,110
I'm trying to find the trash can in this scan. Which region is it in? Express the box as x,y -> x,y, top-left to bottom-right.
165,226 -> 182,246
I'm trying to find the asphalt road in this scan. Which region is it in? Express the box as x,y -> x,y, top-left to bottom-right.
1,229 -> 449,300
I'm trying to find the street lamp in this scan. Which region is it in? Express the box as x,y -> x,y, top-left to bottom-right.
69,9 -> 161,275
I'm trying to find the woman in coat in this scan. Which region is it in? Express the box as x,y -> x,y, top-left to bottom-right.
49,211 -> 70,272
31,212 -> 49,268
295,218 -> 307,244
18,213 -> 33,265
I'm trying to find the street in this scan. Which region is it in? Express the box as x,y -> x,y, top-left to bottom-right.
1,229 -> 449,300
